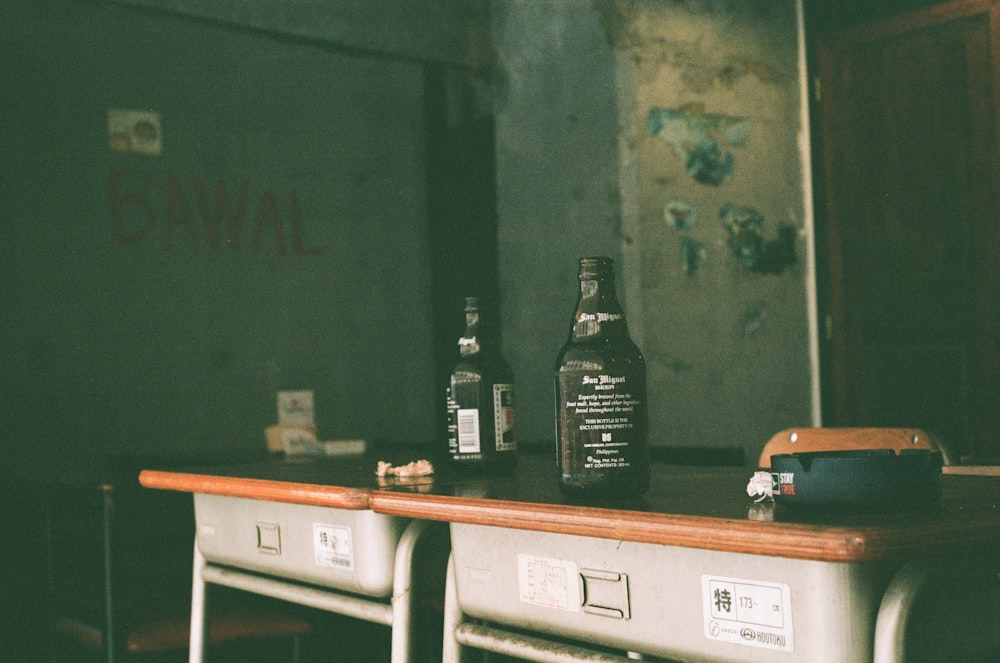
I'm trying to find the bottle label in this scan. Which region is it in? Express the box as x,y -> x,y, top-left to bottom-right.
558,372 -> 643,471
493,383 -> 516,452
447,383 -> 517,457
446,389 -> 473,456
456,407 -> 481,453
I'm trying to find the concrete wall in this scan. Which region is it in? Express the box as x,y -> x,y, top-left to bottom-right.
629,0 -> 814,455
110,0 -> 486,67
490,0 -> 628,447
0,0 -> 463,474
1,0 -> 815,472
493,0 -> 815,459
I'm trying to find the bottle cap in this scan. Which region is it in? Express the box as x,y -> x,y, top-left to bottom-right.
578,256 -> 614,279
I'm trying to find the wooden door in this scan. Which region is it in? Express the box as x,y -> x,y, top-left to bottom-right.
814,0 -> 1000,462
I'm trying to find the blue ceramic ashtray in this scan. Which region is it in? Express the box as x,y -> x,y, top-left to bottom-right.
770,448 -> 943,509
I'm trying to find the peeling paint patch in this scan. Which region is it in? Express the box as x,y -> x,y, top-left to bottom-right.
664,199 -> 696,230
648,106 -> 750,186
742,303 -> 767,336
680,237 -> 707,275
718,58 -> 785,88
719,204 -> 796,274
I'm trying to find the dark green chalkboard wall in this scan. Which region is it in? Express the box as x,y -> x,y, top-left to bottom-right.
0,1 -> 491,472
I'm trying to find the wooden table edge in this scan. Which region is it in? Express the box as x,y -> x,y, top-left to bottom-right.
942,465 -> 1000,476
138,469 -> 372,510
369,491 -> 1000,563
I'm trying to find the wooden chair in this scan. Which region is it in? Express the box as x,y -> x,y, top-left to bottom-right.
757,427 -> 955,468
45,462 -> 312,662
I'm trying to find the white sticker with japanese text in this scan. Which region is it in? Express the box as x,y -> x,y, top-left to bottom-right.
313,523 -> 353,570
702,575 -> 793,652
517,554 -> 581,611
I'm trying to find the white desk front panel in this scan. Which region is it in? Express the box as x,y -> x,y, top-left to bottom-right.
451,522 -> 898,662
195,493 -> 408,598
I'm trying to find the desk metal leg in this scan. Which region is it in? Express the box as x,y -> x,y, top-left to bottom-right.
389,518 -> 436,663
453,623 -> 638,663
199,564 -> 394,623
442,554 -> 463,663
189,542 -> 208,663
873,558 -> 1000,663
872,562 -> 928,663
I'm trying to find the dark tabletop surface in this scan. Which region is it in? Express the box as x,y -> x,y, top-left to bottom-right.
138,450 -> 1000,562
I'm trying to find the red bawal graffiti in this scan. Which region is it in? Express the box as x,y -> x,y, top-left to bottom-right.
108,167 -> 324,255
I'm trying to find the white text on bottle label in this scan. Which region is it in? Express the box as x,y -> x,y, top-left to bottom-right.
560,372 -> 643,469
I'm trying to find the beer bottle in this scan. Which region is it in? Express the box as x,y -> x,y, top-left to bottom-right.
446,297 -> 517,472
555,257 -> 649,498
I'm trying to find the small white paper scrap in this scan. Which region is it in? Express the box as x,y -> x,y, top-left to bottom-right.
746,471 -> 775,503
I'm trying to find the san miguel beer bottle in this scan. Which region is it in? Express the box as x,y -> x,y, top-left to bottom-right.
446,297 -> 517,472
555,257 -> 649,498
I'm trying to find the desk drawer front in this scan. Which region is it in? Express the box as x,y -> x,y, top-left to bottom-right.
450,523 -> 893,662
195,494 -> 407,598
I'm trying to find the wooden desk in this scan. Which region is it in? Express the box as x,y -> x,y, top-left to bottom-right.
142,454 -> 1000,663
368,455 -> 1000,663
369,456 -> 1000,563
140,455 -> 447,663
140,455 -> 381,509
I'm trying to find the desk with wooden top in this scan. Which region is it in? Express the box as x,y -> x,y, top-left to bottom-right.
141,453 -> 1000,663
140,454 -> 450,663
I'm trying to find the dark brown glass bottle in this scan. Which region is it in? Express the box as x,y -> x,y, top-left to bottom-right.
554,257 -> 649,498
446,297 -> 517,472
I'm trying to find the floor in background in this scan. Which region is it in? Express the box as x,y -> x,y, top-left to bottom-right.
19,604 -> 440,663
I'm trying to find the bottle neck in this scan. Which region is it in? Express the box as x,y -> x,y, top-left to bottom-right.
571,273 -> 629,339
459,302 -> 500,357
459,310 -> 481,356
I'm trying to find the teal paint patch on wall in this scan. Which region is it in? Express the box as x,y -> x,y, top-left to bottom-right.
626,0 -> 811,456
679,237 -> 707,275
720,204 -> 797,275
664,199 -> 696,230
647,107 -> 750,186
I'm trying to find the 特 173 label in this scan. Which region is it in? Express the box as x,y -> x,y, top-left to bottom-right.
559,372 -> 643,470
702,575 -> 793,652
